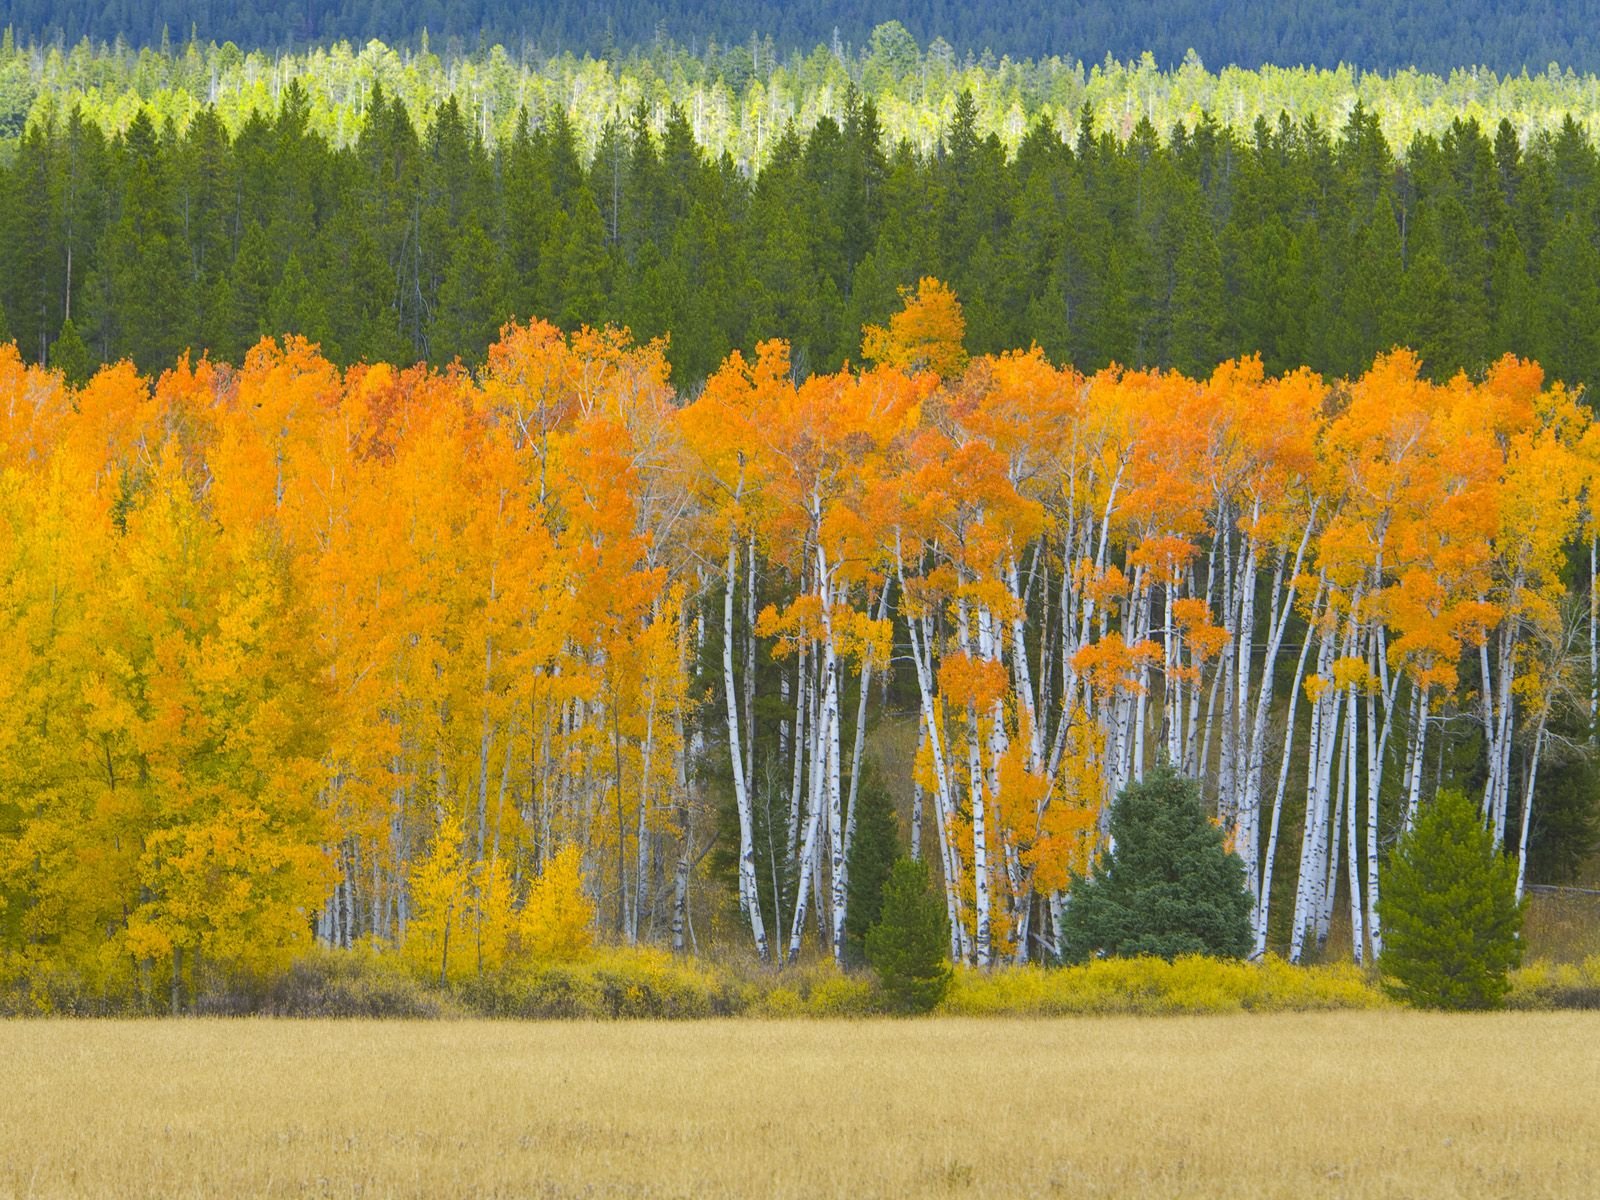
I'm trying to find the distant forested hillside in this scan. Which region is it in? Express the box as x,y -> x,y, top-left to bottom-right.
3,0 -> 1600,73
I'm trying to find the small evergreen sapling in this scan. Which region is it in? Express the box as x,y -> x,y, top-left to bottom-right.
1377,789 -> 1524,1010
843,763 -> 900,966
1059,766 -> 1252,963
866,858 -> 952,1013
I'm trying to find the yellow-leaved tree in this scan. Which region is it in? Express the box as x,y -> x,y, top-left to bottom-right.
519,845 -> 595,961
405,811 -> 472,985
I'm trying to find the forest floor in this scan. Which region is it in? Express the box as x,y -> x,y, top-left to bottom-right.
1,1013 -> 1596,1198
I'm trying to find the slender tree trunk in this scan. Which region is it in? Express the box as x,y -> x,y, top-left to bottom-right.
1516,711 -> 1549,903
723,530 -> 769,962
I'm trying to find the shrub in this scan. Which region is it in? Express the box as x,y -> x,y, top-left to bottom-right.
1059,766 -> 1252,963
939,956 -> 1383,1016
1378,789 -> 1524,1010
1506,957 -> 1600,1010
256,948 -> 454,1018
752,959 -> 880,1016
866,858 -> 952,1013
462,948 -> 746,1019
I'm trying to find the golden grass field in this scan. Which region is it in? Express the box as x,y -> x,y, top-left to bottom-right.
2,1013 -> 1596,1198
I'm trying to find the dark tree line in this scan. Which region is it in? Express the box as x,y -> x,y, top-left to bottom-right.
7,84 -> 1600,392
6,0 -> 1600,73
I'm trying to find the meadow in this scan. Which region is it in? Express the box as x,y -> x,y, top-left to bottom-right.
1,1013 -> 1595,1198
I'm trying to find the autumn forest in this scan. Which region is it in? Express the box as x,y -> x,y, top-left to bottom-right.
0,17 -> 1596,1028
0,253 -> 1588,1005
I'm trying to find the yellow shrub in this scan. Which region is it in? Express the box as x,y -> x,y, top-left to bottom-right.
803,971 -> 877,1017
939,956 -> 1384,1016
467,946 -> 747,1018
760,986 -> 804,1017
1508,956 -> 1600,1010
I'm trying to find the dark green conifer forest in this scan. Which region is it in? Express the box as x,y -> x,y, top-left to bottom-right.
6,82 -> 1600,393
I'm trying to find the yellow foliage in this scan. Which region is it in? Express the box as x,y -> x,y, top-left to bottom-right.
404,811 -> 474,984
518,845 -> 596,962
939,956 -> 1383,1015
861,277 -> 968,380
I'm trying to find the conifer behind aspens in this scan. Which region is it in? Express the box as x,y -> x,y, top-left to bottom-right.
1377,789 -> 1524,1010
866,859 -> 951,1013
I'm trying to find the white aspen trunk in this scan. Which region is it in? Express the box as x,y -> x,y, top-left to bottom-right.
1362,674 -> 1380,962
907,603 -> 966,955
810,540 -> 848,961
1186,533 -> 1222,775
1215,516 -> 1237,819
1316,737 -> 1344,954
788,640 -> 808,854
825,658 -> 844,959
1479,630 -> 1497,824
632,686 -> 657,946
1130,571 -> 1150,783
911,721 -> 926,863
840,582 -> 892,929
1254,584 -> 1320,956
1240,514 -> 1313,922
743,533 -> 758,800
671,706 -> 691,954
779,658 -> 791,764
1515,711 -> 1549,903
723,530 -> 769,962
1197,644 -> 1224,793
1591,533 -> 1597,740
1232,531 -> 1260,845
958,597 -> 993,968
1290,609 -> 1338,962
1492,623 -> 1517,846
1402,683 -> 1428,832
1163,568 -> 1181,765
1037,556 -> 1056,757
790,575 -> 834,962
1362,624 -> 1400,960
1343,685 -> 1365,965
1007,557 -> 1045,772
786,757 -> 823,965
899,539 -> 970,961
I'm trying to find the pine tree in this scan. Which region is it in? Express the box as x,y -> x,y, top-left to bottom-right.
265,252 -> 334,357
865,858 -> 951,1013
1168,201 -> 1225,377
1059,766 -> 1252,963
842,763 -> 899,966
50,316 -> 91,386
1377,789 -> 1525,1010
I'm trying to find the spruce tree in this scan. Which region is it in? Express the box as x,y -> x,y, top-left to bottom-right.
1377,789 -> 1524,1010
843,763 -> 899,967
51,317 -> 92,386
1059,766 -> 1252,963
866,858 -> 951,1014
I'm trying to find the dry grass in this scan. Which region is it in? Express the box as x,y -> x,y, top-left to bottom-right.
2,1014 -> 1597,1198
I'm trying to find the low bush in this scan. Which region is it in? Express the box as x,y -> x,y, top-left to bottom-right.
1506,957 -> 1600,1010
939,955 -> 1384,1016
252,948 -> 456,1018
0,957 -> 148,1017
463,948 -> 748,1019
750,959 -> 880,1016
